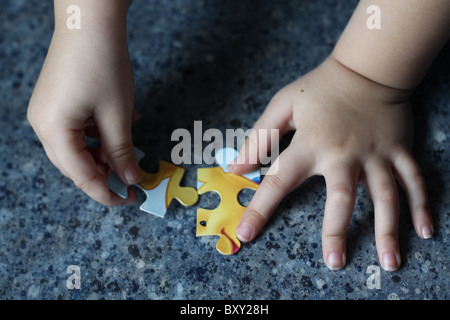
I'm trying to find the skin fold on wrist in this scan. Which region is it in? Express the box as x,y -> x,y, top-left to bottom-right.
318,56 -> 413,106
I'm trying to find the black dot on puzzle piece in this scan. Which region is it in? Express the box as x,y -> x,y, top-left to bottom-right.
237,188 -> 256,207
200,221 -> 207,227
198,191 -> 221,210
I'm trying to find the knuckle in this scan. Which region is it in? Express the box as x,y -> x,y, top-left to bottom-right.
413,202 -> 430,215
377,232 -> 398,245
328,186 -> 355,207
35,121 -> 54,138
245,206 -> 269,226
27,103 -> 46,129
410,170 -> 427,190
261,174 -> 286,194
107,142 -> 133,161
27,109 -> 45,132
246,131 -> 259,152
372,177 -> 398,202
377,185 -> 398,202
29,114 -> 59,143
73,174 -> 113,206
323,232 -> 347,243
73,174 -> 97,193
26,106 -> 35,125
239,132 -> 259,164
27,100 -> 40,123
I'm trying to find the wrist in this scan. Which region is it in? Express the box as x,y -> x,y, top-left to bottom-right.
320,55 -> 413,105
53,0 -> 131,34
330,1 -> 450,91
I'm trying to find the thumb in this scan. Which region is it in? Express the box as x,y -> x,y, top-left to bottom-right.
96,106 -> 141,185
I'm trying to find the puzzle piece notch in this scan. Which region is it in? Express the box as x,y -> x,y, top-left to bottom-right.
107,147 -> 198,218
138,160 -> 198,215
196,147 -> 260,255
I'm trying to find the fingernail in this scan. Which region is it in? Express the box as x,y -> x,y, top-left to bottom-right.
124,164 -> 141,185
236,223 -> 254,242
421,225 -> 434,239
382,252 -> 401,272
326,252 -> 346,270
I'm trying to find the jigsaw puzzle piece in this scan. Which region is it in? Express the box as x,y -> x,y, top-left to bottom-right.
107,147 -> 198,218
137,176 -> 170,217
214,147 -> 260,183
137,161 -> 198,217
107,169 -> 129,199
197,208 -> 240,255
196,148 -> 260,255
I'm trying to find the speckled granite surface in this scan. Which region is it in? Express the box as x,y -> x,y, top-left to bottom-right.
0,0 -> 448,300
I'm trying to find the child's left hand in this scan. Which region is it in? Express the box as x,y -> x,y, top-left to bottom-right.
229,56 -> 433,271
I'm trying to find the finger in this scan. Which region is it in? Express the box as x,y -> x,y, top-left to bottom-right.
393,151 -> 433,239
229,90 -> 295,174
321,161 -> 359,270
85,110 -> 141,139
50,126 -> 138,206
95,105 -> 141,186
365,161 -> 401,272
236,143 -> 313,243
40,139 -> 68,177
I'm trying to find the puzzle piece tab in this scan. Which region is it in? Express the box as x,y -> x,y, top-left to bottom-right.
196,148 -> 260,255
107,147 -> 198,218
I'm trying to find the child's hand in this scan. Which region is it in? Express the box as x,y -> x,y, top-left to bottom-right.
27,26 -> 141,206
230,57 -> 433,271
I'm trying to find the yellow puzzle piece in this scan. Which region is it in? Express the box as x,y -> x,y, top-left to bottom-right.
107,147 -> 198,218
196,166 -> 259,255
138,161 -> 198,215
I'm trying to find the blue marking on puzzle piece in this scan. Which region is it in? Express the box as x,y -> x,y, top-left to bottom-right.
215,147 -> 260,183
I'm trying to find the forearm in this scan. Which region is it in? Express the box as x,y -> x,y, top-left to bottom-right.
332,0 -> 450,91
53,0 -> 132,33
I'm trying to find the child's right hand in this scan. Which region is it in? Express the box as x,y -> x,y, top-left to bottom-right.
27,26 -> 141,206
